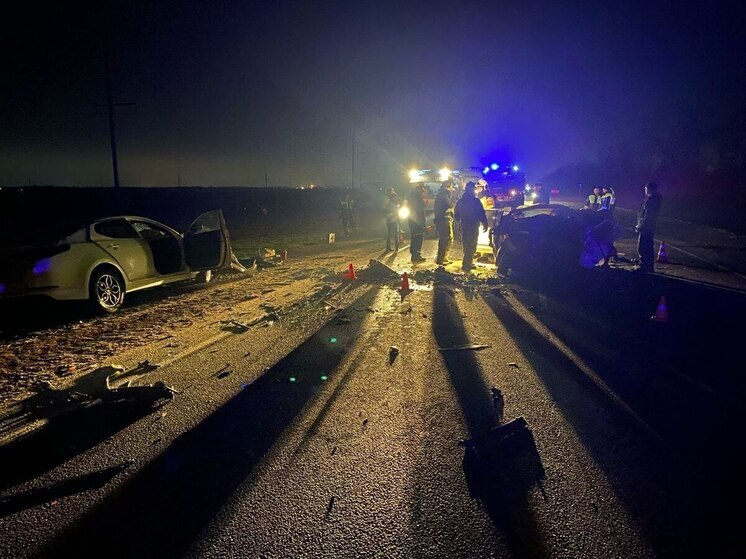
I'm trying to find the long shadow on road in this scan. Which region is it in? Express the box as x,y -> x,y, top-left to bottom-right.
432,286 -> 549,559
484,277 -> 744,558
39,287 -> 379,559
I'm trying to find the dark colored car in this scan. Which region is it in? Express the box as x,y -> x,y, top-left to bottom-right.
492,204 -> 617,275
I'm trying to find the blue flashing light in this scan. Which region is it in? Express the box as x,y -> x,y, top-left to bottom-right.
512,165 -> 519,172
0,284 -> 5,295
482,167 -> 490,174
490,163 -> 499,171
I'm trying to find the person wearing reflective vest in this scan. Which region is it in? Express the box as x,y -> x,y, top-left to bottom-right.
600,186 -> 616,215
585,187 -> 602,210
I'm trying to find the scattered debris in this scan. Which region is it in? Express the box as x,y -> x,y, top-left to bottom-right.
54,364 -> 76,378
491,387 -> 505,426
507,362 -> 520,368
362,418 -> 369,429
438,344 -> 491,352
331,446 -> 337,456
326,495 -> 336,516
337,317 -> 352,325
260,247 -> 276,259
217,370 -> 232,379
389,346 -> 399,365
155,334 -> 174,342
359,259 -> 400,281
220,318 -> 250,332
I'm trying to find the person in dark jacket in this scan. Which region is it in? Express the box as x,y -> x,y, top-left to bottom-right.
407,183 -> 427,263
454,181 -> 488,271
434,181 -> 455,265
384,188 -> 400,252
600,185 -> 616,215
635,182 -> 663,272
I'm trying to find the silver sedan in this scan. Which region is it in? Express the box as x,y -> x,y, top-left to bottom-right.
0,210 -> 232,312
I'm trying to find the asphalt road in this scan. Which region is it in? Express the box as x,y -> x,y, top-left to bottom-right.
1,221 -> 743,558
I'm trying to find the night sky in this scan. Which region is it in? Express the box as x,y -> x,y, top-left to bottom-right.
1,0 -> 744,187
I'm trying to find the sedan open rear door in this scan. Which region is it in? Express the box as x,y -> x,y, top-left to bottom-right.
184,209 -> 232,271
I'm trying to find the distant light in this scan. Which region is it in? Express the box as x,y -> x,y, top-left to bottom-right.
330,337 -> 337,343
320,375 -> 328,381
512,165 -> 519,172
490,163 -> 499,170
510,190 -> 517,196
532,192 -> 538,198
289,376 -> 297,382
408,169 -> 420,181
398,206 -> 410,219
482,167 -> 490,174
525,185 -> 531,190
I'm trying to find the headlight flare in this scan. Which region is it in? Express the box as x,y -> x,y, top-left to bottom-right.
398,206 -> 410,219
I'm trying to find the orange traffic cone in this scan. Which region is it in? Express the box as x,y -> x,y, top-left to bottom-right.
650,296 -> 668,322
400,272 -> 410,291
346,263 -> 357,280
656,241 -> 668,263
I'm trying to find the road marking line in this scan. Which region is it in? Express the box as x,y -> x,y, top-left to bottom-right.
503,293 -> 665,445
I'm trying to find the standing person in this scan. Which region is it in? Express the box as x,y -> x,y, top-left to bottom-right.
454,181 -> 488,272
339,191 -> 351,235
585,187 -> 602,210
384,188 -> 400,252
407,183 -> 427,263
635,182 -> 663,272
600,185 -> 616,215
434,181 -> 455,265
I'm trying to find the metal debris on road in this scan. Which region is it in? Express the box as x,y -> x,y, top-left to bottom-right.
438,344 -> 491,352
389,346 -> 400,365
507,362 -> 520,368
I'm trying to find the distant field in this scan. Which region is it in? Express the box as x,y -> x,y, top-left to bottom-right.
0,186 -> 388,257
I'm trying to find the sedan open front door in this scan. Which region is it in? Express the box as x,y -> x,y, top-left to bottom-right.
183,209 -> 232,272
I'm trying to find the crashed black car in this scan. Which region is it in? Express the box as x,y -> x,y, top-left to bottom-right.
491,204 -> 619,276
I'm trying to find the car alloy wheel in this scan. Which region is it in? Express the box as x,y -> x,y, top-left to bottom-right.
92,270 -> 124,312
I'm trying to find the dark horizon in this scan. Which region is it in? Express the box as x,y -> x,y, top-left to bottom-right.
2,1 -> 744,190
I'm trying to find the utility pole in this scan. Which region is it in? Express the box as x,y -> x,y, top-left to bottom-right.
264,171 -> 268,188
178,173 -> 181,187
103,54 -> 135,206
351,130 -> 355,190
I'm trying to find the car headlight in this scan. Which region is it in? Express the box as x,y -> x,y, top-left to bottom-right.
510,190 -> 517,196
532,192 -> 538,199
398,206 -> 410,219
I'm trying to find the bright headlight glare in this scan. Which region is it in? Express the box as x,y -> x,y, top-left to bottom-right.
408,170 -> 420,181
532,192 -> 538,198
398,206 -> 410,219
438,167 -> 451,181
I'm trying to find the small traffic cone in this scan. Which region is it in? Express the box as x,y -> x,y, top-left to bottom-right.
656,241 -> 668,263
346,263 -> 357,280
650,296 -> 668,322
400,272 -> 410,291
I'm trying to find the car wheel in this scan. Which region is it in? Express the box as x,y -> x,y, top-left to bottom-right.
90,267 -> 125,313
196,269 -> 213,284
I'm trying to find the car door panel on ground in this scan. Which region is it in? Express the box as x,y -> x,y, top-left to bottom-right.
90,219 -> 152,283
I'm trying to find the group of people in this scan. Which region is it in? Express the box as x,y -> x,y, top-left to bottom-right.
382,179 -> 662,275
384,181 -> 488,272
585,185 -> 616,213
583,183 -> 663,272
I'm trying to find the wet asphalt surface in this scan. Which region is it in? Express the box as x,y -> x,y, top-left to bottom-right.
1,232 -> 744,558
